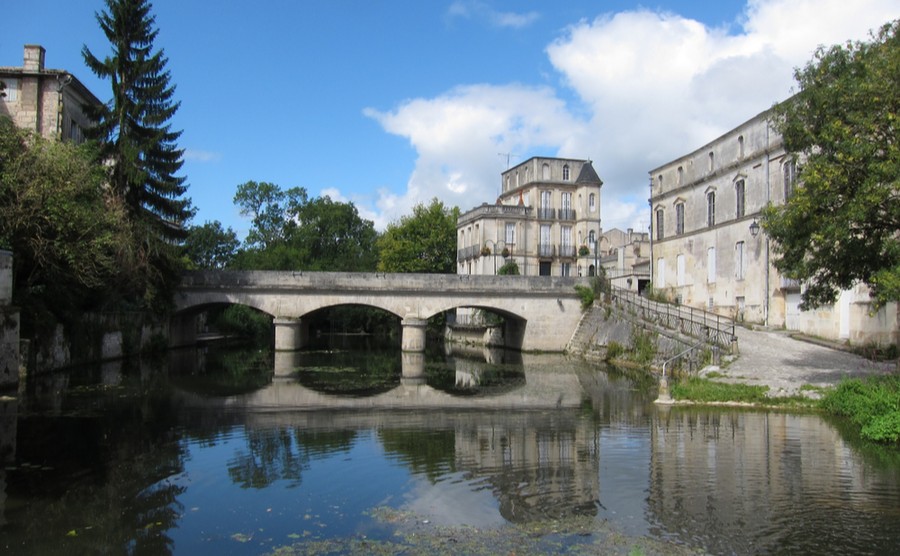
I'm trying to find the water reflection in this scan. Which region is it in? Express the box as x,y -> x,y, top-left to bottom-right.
1,343 -> 898,555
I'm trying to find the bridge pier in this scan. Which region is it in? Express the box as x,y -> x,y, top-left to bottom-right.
401,317 -> 427,352
400,351 -> 426,385
274,318 -> 308,351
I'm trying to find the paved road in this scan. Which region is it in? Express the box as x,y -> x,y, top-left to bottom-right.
707,325 -> 896,397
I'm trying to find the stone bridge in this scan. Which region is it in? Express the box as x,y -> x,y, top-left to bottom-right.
173,271 -> 590,352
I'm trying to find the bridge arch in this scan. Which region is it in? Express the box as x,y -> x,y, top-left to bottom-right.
174,271 -> 588,353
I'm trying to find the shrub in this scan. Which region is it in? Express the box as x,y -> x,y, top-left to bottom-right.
820,375 -> 900,443
605,341 -> 625,361
574,284 -> 595,309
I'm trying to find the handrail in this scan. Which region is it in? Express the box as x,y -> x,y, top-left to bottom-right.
661,340 -> 705,378
608,286 -> 736,351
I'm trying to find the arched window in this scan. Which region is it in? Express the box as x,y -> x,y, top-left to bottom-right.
675,203 -> 685,235
656,208 -> 664,241
563,165 -> 570,180
589,193 -> 596,212
707,191 -> 716,227
542,163 -> 550,180
735,179 -> 745,218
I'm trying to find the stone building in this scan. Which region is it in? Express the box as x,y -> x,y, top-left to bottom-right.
598,227 -> 651,292
649,107 -> 897,346
1,44 -> 100,142
457,157 -> 604,277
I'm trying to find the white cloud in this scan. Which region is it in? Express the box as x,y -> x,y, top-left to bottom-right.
359,0 -> 897,232
183,148 -> 221,162
447,0 -> 540,29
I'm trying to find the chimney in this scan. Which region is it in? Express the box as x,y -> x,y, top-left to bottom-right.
23,45 -> 45,72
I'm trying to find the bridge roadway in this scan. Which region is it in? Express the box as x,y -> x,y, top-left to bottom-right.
173,271 -> 590,352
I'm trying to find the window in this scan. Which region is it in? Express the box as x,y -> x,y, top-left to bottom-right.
589,193 -> 596,212
675,203 -> 684,235
561,192 -> 573,219
588,230 -> 596,247
656,258 -> 666,287
539,190 -> 553,219
707,247 -> 716,284
505,176 -> 510,192
561,262 -> 571,277
783,160 -> 797,200
707,192 -> 716,227
505,223 -> 516,245
539,225 -> 552,257
708,151 -> 715,172
542,163 -> 550,180
677,166 -> 683,185
562,165 -> 570,180
735,241 -> 745,280
656,209 -> 664,240
561,226 -> 572,256
735,179 -> 745,218
0,78 -> 17,101
738,135 -> 744,158
676,254 -> 685,286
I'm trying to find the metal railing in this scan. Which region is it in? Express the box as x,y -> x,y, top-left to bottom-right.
537,243 -> 555,257
608,286 -> 736,351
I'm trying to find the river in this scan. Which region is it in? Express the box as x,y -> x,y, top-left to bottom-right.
1,337 -> 898,555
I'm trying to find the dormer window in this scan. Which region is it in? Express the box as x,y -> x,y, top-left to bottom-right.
563,165 -> 570,181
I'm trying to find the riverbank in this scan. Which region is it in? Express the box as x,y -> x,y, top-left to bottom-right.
700,325 -> 896,399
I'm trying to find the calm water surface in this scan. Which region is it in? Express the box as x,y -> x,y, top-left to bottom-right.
1,339 -> 899,555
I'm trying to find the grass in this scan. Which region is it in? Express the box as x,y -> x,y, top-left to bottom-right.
819,375 -> 900,443
671,376 -> 769,404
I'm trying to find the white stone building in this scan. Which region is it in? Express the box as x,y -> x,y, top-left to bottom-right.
598,228 -> 651,293
649,108 -> 897,346
457,157 -> 604,277
1,45 -> 100,143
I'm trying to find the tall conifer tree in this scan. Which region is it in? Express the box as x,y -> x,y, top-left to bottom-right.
82,0 -> 191,241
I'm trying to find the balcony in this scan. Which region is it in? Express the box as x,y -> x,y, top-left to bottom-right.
457,204 -> 531,226
456,245 -> 480,262
537,207 -> 556,220
538,243 -> 555,258
558,209 -> 576,221
558,244 -> 576,258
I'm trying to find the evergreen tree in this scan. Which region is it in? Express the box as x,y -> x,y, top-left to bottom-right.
82,0 -> 191,241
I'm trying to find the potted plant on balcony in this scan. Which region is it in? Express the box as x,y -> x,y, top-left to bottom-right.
481,245 -> 491,256
578,245 -> 590,257
501,247 -> 510,258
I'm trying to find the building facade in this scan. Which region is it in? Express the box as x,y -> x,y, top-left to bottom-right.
457,157 -> 603,277
649,108 -> 897,346
598,228 -> 651,293
1,45 -> 100,143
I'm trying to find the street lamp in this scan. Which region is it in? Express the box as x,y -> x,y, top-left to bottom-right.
749,219 -> 760,238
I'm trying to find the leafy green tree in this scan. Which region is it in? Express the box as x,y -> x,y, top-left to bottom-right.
184,220 -> 239,269
232,182 -> 378,272
377,198 -> 459,273
0,117 -> 133,327
765,20 -> 900,309
291,196 -> 378,271
233,181 -> 307,250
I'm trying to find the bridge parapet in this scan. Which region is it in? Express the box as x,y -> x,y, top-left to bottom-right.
175,271 -> 590,353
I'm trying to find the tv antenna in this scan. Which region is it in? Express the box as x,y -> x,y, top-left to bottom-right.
497,152 -> 518,169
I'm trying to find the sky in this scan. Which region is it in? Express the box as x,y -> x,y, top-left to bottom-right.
3,0 -> 898,240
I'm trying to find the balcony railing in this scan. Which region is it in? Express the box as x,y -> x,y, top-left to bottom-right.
559,209 -> 576,221
538,243 -> 555,258
537,207 -> 556,220
558,244 -> 576,258
457,204 -> 531,226
456,244 -> 480,262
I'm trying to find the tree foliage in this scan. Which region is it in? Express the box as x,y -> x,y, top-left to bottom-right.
0,118 -> 134,325
765,20 -> 900,309
231,181 -> 377,272
184,220 -> 239,270
79,0 -> 193,312
376,199 -> 459,273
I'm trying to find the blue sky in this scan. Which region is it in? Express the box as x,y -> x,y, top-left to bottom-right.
3,1 -> 897,239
